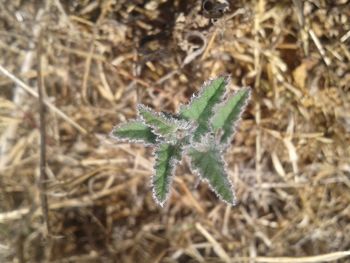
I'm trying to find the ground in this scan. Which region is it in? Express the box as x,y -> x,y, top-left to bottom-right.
0,0 -> 350,262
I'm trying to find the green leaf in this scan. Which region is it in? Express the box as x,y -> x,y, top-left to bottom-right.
110,120 -> 157,145
138,104 -> 180,137
211,87 -> 251,145
188,141 -> 236,205
179,76 -> 229,141
152,142 -> 182,206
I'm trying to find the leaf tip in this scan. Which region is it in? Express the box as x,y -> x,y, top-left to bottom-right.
217,73 -> 231,84
109,123 -> 125,142
136,103 -> 148,116
152,189 -> 167,207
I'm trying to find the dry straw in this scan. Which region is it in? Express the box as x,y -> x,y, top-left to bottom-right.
0,0 -> 349,262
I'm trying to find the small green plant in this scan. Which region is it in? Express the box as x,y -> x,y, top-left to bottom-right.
110,76 -> 251,206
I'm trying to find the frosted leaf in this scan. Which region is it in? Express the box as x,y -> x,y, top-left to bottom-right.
179,75 -> 230,142
110,119 -> 158,145
152,142 -> 183,206
188,139 -> 236,205
211,87 -> 251,147
138,105 -> 191,143
138,104 -> 178,136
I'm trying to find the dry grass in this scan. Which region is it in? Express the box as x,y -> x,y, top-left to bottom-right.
0,0 -> 350,262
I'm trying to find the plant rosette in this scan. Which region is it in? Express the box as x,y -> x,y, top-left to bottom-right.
110,75 -> 251,206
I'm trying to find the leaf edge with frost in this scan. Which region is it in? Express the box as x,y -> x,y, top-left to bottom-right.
211,87 -> 251,148
188,137 -> 236,205
152,142 -> 183,206
110,119 -> 158,146
179,75 -> 231,141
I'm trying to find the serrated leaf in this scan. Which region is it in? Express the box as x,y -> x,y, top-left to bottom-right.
179,76 -> 229,120
110,120 -> 157,145
179,76 -> 229,141
188,142 -> 236,205
211,87 -> 251,145
138,104 -> 179,137
152,142 -> 182,206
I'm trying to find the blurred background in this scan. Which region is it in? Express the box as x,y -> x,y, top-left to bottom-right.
0,0 -> 349,262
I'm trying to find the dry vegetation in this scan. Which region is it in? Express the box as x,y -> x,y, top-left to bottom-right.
0,0 -> 350,262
